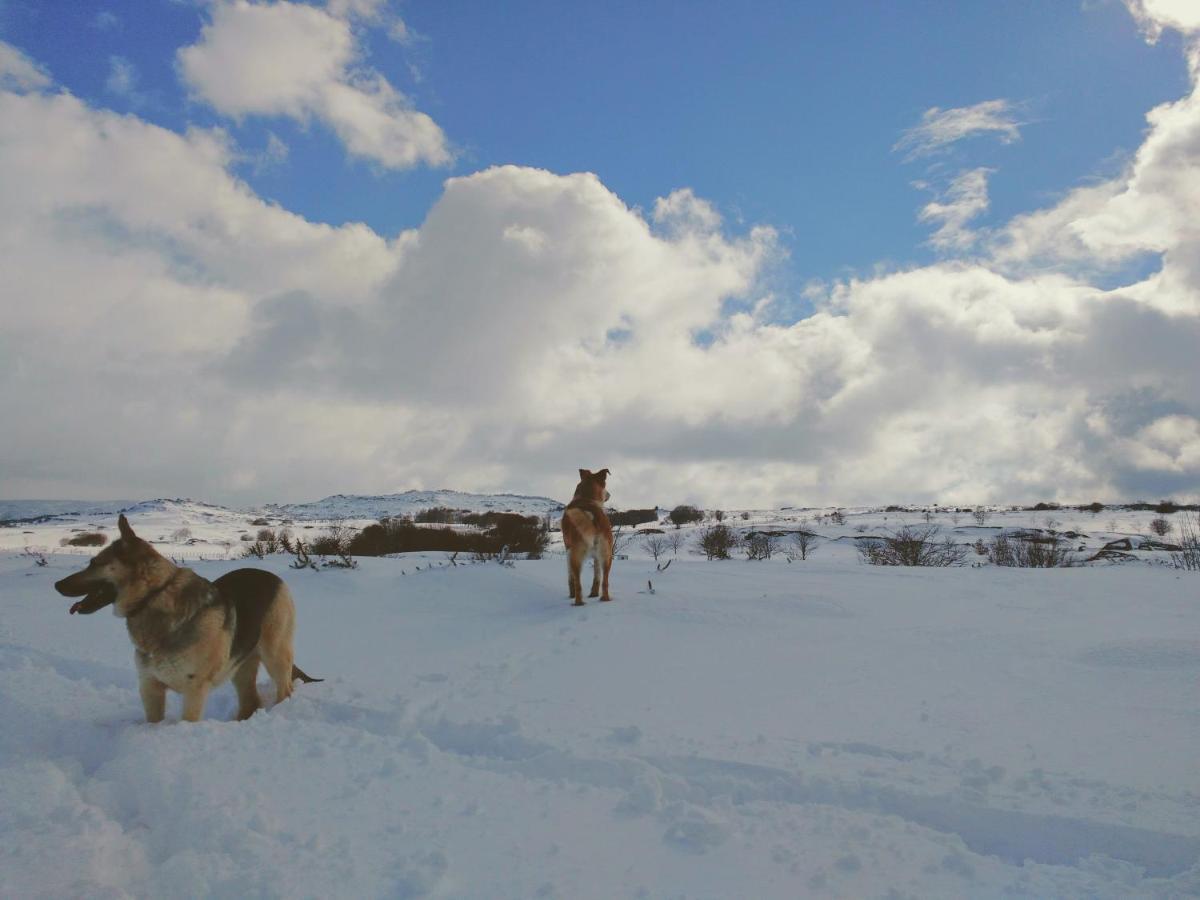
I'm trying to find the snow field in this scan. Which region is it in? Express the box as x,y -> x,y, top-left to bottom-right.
2,537 -> 1198,898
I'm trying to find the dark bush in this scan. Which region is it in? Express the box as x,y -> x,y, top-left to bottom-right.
696,523 -> 736,560
346,514 -> 549,558
1029,502 -> 1061,512
609,508 -> 659,527
414,507 -> 462,524
1155,499 -> 1180,514
62,532 -> 108,547
669,505 -> 705,527
1149,517 -> 1172,537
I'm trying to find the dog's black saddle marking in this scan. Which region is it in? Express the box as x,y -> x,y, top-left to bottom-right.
214,568 -> 286,664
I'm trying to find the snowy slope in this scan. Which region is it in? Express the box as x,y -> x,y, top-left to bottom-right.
0,499 -> 140,523
2,530 -> 1198,898
265,490 -> 563,522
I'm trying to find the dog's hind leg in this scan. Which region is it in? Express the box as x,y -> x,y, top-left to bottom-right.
260,623 -> 296,706
139,675 -> 167,723
600,549 -> 613,602
568,545 -> 587,606
258,586 -> 298,704
588,554 -> 601,598
232,654 -> 261,721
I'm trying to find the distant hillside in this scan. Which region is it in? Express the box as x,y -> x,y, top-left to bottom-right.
262,489 -> 564,521
0,499 -> 139,523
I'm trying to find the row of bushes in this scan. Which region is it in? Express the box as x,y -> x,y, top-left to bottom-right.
291,514 -> 552,560
859,526 -> 1077,568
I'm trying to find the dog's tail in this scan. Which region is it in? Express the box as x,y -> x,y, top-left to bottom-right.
291,664 -> 324,684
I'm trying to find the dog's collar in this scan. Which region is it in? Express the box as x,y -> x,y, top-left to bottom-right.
566,496 -> 604,511
124,572 -> 178,619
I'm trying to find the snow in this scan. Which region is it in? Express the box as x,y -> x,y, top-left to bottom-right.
2,502 -> 1198,897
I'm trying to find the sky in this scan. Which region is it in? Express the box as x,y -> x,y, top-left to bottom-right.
1,0 -> 1199,509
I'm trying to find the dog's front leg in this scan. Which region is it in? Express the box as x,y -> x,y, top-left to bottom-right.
139,675 -> 167,723
180,683 -> 211,723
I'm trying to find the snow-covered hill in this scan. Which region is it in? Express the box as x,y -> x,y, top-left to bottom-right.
0,499 -> 140,523
264,489 -> 563,521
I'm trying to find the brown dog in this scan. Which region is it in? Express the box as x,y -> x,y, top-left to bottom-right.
561,468 -> 614,606
54,514 -> 320,722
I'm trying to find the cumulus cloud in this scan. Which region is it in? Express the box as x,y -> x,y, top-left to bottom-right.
0,41 -> 51,92
894,99 -> 1024,160
2,9 -> 1199,506
177,0 -> 450,170
1123,0 -> 1200,43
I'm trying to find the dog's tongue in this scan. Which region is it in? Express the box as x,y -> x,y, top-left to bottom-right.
69,586 -> 116,615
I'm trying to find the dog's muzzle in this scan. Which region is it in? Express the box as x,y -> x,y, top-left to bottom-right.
55,575 -> 117,615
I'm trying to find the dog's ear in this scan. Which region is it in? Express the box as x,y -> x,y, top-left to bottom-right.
117,514 -> 136,541
595,468 -> 610,482
578,468 -> 591,481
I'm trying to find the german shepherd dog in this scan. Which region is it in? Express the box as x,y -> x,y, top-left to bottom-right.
54,515 -> 320,722
561,468 -> 614,606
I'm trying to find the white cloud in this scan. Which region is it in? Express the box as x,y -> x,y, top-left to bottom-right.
918,167 -> 992,251
93,10 -> 121,32
1123,0 -> 1200,42
895,99 -> 1024,160
1,20 -> 1199,507
105,56 -> 138,97
177,0 -> 450,170
0,41 -> 51,92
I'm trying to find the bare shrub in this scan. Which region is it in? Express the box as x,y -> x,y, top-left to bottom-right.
1149,517 -> 1173,537
988,533 -> 1077,568
697,523 -> 736,560
171,527 -> 192,543
784,530 -> 819,562
669,505 -> 705,527
642,533 -> 668,563
241,541 -> 267,560
611,525 -> 638,558
858,525 -> 967,567
972,508 -> 990,526
743,532 -> 778,561
666,529 -> 685,557
290,540 -> 318,571
1171,512 -> 1200,572
61,532 -> 107,547
829,509 -> 845,525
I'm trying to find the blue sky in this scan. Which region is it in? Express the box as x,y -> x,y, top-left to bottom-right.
1,0 -> 1198,506
4,0 -> 1189,280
